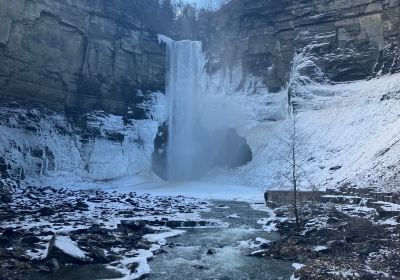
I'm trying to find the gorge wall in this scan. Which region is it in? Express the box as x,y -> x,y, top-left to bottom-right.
190,0 -> 400,191
199,0 -> 400,92
1,0 -> 400,189
0,0 -> 169,184
0,0 -> 166,116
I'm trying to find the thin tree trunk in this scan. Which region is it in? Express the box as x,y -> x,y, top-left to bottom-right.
292,118 -> 300,231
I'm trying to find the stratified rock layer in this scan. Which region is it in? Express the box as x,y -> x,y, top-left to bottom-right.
0,0 -> 166,115
200,0 -> 400,92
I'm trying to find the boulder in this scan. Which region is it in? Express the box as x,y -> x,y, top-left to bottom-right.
21,235 -> 41,245
46,235 -> 92,264
39,207 -> 55,216
90,247 -> 109,264
0,179 -> 13,204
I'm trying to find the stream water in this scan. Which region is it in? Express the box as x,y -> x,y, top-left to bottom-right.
33,201 -> 294,280
146,200 -> 294,280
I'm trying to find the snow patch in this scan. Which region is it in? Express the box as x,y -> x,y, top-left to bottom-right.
52,235 -> 88,259
143,228 -> 186,245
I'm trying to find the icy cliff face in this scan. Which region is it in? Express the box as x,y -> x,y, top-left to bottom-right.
184,0 -> 400,191
0,0 -> 170,186
205,60 -> 400,192
0,93 -> 166,185
2,0 -> 400,192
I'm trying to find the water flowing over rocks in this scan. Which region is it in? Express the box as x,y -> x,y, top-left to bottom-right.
0,185 -> 213,280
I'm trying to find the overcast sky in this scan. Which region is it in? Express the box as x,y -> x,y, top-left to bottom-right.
174,0 -> 227,10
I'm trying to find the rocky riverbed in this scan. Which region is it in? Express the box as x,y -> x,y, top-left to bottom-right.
4,180 -> 400,280
0,181 -> 297,280
257,202 -> 400,279
0,183 -> 218,280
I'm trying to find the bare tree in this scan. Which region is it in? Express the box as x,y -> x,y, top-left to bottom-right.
274,113 -> 311,231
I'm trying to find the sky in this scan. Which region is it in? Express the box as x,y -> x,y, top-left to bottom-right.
174,0 -> 228,10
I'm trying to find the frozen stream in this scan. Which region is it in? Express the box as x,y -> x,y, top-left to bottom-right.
146,200 -> 294,280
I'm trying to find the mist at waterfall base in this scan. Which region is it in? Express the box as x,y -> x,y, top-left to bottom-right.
154,36 -> 252,181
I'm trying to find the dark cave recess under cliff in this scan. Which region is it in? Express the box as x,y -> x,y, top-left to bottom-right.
151,122 -> 253,181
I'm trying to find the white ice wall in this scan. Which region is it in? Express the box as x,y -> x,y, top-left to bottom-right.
0,92 -> 166,185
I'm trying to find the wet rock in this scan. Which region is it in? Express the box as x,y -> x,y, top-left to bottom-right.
193,264 -> 208,270
129,262 -> 139,273
329,166 -> 342,171
120,220 -> 146,231
198,221 -> 207,227
21,235 -> 41,245
88,224 -> 109,235
137,241 -> 152,250
0,188 -> 12,204
75,200 -> 89,211
2,228 -> 15,238
90,247 -> 109,264
142,225 -> 156,235
39,207 -> 55,216
206,248 -> 216,255
166,221 -> 182,228
183,221 -> 197,227
0,236 -> 10,246
45,258 -> 60,273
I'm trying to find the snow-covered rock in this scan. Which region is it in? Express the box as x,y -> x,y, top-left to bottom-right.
46,235 -> 91,264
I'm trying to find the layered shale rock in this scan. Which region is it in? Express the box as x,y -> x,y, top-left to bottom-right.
199,0 -> 400,92
0,0 -> 166,115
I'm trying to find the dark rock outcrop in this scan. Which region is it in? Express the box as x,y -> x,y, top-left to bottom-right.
199,0 -> 400,92
0,0 -> 166,115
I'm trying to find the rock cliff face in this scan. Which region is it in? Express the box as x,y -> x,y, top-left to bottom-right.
200,0 -> 400,92
0,0 -> 166,115
0,0 -> 170,183
2,0 -> 400,187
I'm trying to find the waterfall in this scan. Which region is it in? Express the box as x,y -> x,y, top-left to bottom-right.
160,36 -> 205,180
158,35 -> 252,181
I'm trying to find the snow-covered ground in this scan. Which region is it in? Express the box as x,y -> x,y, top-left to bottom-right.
106,177 -> 265,201
207,72 -> 400,192
27,172 -> 265,201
